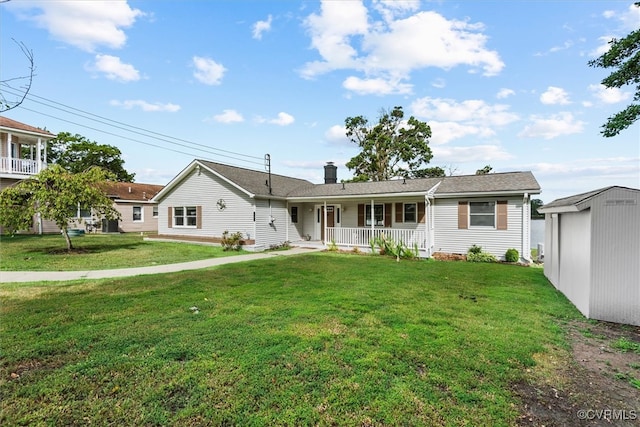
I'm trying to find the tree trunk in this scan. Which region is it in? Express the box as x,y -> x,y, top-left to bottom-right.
62,230 -> 74,251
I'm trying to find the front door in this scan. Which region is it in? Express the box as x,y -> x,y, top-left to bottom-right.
320,205 -> 335,241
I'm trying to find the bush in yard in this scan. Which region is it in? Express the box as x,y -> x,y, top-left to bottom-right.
466,245 -> 497,263
505,248 -> 519,263
221,230 -> 243,251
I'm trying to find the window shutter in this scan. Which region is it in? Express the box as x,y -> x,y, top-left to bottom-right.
384,203 -> 392,227
357,204 -> 364,227
395,203 -> 403,223
496,201 -> 507,230
196,206 -> 202,229
168,206 -> 172,228
418,202 -> 426,223
458,202 -> 468,229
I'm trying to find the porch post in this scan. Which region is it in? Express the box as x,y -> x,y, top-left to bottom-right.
323,200 -> 327,243
285,201 -> 289,243
37,138 -> 42,172
370,199 -> 374,234
7,132 -> 12,172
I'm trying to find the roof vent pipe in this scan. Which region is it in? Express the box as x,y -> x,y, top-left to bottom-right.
324,162 -> 337,184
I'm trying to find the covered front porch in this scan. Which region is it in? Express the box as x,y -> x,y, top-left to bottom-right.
0,126 -> 49,177
286,197 -> 435,258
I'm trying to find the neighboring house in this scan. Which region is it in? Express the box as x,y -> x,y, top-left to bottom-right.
539,186 -> 640,326
70,182 -> 164,233
154,159 -> 541,261
0,116 -> 56,234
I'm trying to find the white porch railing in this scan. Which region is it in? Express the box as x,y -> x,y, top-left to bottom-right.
0,157 -> 42,175
326,227 -> 428,249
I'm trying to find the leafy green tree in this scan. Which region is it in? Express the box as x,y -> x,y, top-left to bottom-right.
0,165 -> 121,250
48,132 -> 135,182
410,166 -> 446,178
588,2 -> 640,137
475,165 -> 493,175
345,106 -> 433,181
531,198 -> 544,219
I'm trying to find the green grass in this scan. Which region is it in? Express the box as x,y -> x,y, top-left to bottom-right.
0,254 -> 580,426
611,337 -> 640,354
0,234 -> 245,271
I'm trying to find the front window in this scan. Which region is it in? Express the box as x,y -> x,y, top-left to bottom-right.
404,203 -> 417,223
70,204 -> 91,218
366,204 -> 384,226
291,206 -> 298,223
152,206 -> 158,217
133,206 -> 142,222
469,201 -> 495,227
174,206 -> 197,227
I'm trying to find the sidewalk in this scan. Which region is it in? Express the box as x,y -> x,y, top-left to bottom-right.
0,247 -> 324,283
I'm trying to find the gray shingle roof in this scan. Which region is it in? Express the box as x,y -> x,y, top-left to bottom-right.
200,160 -> 540,199
199,160 -> 315,198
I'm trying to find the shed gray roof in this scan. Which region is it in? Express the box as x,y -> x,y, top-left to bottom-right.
540,186 -> 639,211
199,160 -> 539,199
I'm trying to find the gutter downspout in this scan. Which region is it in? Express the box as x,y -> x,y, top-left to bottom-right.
425,195 -> 431,258
523,192 -> 530,262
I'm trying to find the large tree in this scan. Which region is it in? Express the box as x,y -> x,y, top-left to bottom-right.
0,165 -> 121,250
410,166 -> 446,178
588,2 -> 640,137
48,132 -> 135,182
345,106 -> 433,181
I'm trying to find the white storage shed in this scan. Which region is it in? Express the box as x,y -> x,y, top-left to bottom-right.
539,186 -> 640,326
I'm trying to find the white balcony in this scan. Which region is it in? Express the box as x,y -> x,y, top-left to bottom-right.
0,157 -> 45,176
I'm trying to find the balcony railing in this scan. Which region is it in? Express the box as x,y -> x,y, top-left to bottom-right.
0,157 -> 43,175
325,227 -> 428,250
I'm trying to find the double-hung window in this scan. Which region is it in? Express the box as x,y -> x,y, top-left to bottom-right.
469,201 -> 495,227
291,206 -> 298,223
133,206 -> 143,222
403,203 -> 417,223
174,206 -> 197,227
365,204 -> 384,226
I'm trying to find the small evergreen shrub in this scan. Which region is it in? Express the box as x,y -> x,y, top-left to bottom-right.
505,248 -> 519,263
466,245 -> 497,263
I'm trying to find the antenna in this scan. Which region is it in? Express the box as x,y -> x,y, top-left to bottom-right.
264,154 -> 272,195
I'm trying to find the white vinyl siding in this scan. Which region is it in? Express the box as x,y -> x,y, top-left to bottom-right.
157,167 -> 255,240
434,197 -> 523,259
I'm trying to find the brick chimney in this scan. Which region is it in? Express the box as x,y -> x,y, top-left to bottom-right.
324,162 -> 337,184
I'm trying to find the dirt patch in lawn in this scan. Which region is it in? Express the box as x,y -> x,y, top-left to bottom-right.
514,319 -> 640,426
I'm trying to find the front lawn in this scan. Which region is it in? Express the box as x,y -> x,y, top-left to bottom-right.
0,254 -> 580,426
0,233 -> 244,271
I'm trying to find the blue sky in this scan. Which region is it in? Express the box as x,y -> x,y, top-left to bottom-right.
1,0 -> 638,203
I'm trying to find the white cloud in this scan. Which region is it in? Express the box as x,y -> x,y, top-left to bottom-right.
342,76 -> 412,95
412,97 -> 519,127
496,88 -> 515,99
301,1 -> 503,95
518,112 -> 585,139
432,144 -> 513,163
540,86 -> 571,105
590,35 -> 615,57
588,84 -> 631,104
257,112 -> 295,126
6,0 -> 144,52
110,99 -> 180,112
192,56 -> 226,85
427,121 -> 496,145
270,112 -> 295,126
325,125 -> 350,145
213,109 -> 244,123
253,15 -> 273,40
603,3 -> 640,32
88,54 -> 140,82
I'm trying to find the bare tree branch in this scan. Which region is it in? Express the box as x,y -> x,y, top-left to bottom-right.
0,39 -> 36,112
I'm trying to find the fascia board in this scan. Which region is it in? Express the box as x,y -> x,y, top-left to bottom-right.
435,190 -> 540,198
538,205 -> 581,214
0,127 -> 55,140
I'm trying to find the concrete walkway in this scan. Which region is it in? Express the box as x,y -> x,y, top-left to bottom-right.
0,247 -> 324,283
